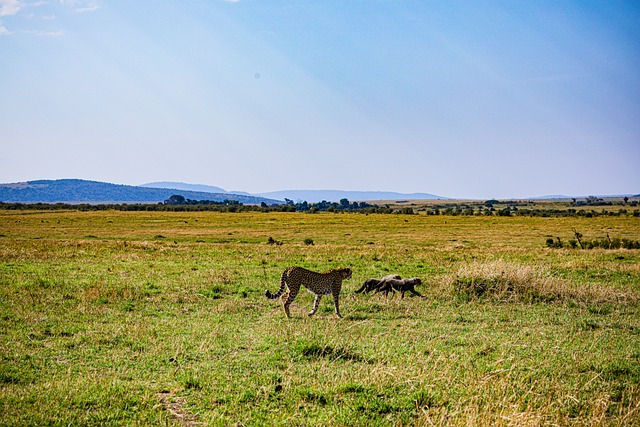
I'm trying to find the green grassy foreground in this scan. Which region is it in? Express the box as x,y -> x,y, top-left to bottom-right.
1,210 -> 639,426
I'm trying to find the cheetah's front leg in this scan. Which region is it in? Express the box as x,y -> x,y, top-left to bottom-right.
308,294 -> 321,317
332,290 -> 342,318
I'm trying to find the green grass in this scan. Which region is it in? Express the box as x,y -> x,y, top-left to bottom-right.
1,210 -> 639,425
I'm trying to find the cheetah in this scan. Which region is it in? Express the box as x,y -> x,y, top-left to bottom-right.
374,277 -> 423,298
354,274 -> 401,294
265,266 -> 352,318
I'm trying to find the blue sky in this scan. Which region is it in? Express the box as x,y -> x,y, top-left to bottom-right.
1,0 -> 638,199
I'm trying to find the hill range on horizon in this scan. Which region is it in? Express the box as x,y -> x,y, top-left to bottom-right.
253,189 -> 447,203
140,182 -> 639,203
142,182 -> 448,203
0,179 -> 449,204
0,179 -> 280,205
0,179 -> 637,204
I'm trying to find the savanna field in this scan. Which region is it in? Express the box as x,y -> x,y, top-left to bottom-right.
1,208 -> 639,426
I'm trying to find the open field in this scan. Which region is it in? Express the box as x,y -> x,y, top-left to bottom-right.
1,210 -> 639,426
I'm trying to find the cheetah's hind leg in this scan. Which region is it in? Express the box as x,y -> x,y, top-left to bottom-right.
281,289 -> 294,318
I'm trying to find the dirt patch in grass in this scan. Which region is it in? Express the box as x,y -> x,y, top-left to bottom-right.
157,392 -> 200,426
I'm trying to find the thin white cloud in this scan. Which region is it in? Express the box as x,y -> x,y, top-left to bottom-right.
59,0 -> 99,13
0,0 -> 22,17
36,29 -> 63,36
25,12 -> 56,19
26,1 -> 47,7
0,25 -> 63,36
21,28 -> 63,35
71,1 -> 99,13
0,0 -> 96,36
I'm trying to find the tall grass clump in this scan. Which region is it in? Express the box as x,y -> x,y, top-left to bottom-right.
448,259 -> 636,305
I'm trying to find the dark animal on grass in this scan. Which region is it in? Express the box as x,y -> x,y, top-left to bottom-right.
374,277 -> 423,298
354,274 -> 401,294
265,266 -> 352,318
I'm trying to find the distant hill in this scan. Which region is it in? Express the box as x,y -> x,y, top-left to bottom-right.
0,179 -> 282,205
141,182 -> 227,194
530,194 -> 637,200
529,195 -> 573,200
4,179 -> 630,205
141,181 -> 252,196
255,189 -> 447,203
145,183 -> 448,202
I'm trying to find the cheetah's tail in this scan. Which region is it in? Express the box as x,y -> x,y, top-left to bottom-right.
265,270 -> 287,299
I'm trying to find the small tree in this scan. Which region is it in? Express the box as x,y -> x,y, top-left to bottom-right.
165,195 -> 185,205
586,196 -> 603,205
572,229 -> 584,249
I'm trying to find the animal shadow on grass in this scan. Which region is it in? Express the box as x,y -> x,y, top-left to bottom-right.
344,313 -> 370,321
295,341 -> 373,364
342,300 -> 391,321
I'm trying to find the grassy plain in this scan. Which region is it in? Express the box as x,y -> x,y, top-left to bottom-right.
1,209 -> 639,426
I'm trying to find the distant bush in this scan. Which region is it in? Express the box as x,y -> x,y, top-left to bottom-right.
396,207 -> 415,215
267,237 -> 283,246
546,237 -> 564,248
1,198 -> 636,217
582,237 -> 640,250
546,232 -> 640,250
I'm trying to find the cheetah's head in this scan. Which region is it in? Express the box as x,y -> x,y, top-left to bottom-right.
408,277 -> 422,286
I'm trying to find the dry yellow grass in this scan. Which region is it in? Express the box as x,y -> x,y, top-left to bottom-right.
0,210 -> 639,425
446,259 -> 639,305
